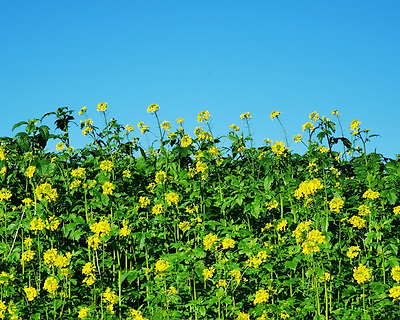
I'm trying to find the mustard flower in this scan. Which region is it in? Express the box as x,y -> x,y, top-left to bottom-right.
329,197 -> 344,213
353,263 -> 372,284
154,259 -> 170,273
155,171 -> 167,184
203,233 -> 219,251
240,112 -> 251,120
294,178 -> 323,200
180,133 -> 192,147
350,119 -> 361,131
276,220 -> 288,231
103,287 -> 117,305
35,183 -> 58,202
393,206 -> 400,215
216,279 -> 227,288
230,269 -> 241,284
78,307 -> 90,319
309,111 -> 319,123
178,221 -> 190,231
30,217 -> 45,234
197,110 -> 211,122
160,121 -> 171,131
222,238 -> 235,249
24,287 -> 38,301
229,124 -> 240,132
293,134 -> 302,143
139,196 -> 150,208
362,189 -> 380,200
78,106 -> 87,115
270,110 -> 281,120
167,286 -> 178,294
253,289 -> 270,304
56,142 -> 66,151
389,286 -> 400,302
302,122 -> 314,131
99,160 -> 113,172
237,312 -> 250,320
102,181 -> 114,196
87,234 -> 101,250
331,110 -> 340,116
97,102 -> 108,112
391,266 -> 400,283
176,117 -> 184,123
147,104 -> 159,113
349,215 -> 366,229
45,216 -> 60,231
71,168 -> 86,178
165,191 -> 179,205
346,246 -> 361,259
358,204 -> 371,216
123,170 -> 131,178
125,124 -> 134,132
0,188 -> 12,202
152,204 -> 164,215
43,276 -> 58,294
271,141 -> 287,157
202,266 -> 215,280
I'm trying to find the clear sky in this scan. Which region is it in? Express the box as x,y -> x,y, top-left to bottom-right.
1,1 -> 399,158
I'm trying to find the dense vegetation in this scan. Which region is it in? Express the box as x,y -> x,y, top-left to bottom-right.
1,104 -> 400,320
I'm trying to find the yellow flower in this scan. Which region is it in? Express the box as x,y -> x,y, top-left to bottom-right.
100,160 -> 113,172
178,221 -> 190,231
389,285 -> 400,302
240,112 -> 251,120
309,111 -> 319,123
160,121 -> 171,131
102,287 -> 117,304
152,204 -> 164,215
253,289 -> 270,304
35,183 -> 58,202
45,216 -> 60,231
329,197 -> 344,213
391,266 -> 400,283
30,217 -> 45,233
331,110 -> 340,116
280,311 -> 290,319
147,104 -> 160,113
119,219 -> 131,237
318,146 -> 329,153
154,259 -> 170,273
78,307 -> 90,319
155,171 -> 167,184
362,189 -> 379,200
270,110 -> 281,120
56,142 -> 66,151
276,220 -> 288,231
82,262 -> 95,275
102,181 -> 114,196
180,133 -> 192,147
165,192 -> 179,205
346,246 -> 361,259
25,166 -> 36,178
197,110 -> 211,122
203,233 -> 219,251
0,143 -> 8,161
293,134 -> 302,143
222,238 -> 235,249
167,286 -> 178,294
230,269 -> 241,284
294,178 -> 323,200
176,118 -> 185,123
125,124 -> 134,132
229,124 -> 240,132
139,196 -> 150,208
349,215 -> 366,229
71,168 -> 86,178
78,106 -> 87,115
123,170 -> 131,178
237,312 -> 250,320
393,206 -> 400,215
216,279 -> 227,288
43,276 -> 58,294
24,287 -> 38,301
21,198 -> 33,207
129,309 -> 149,320
24,237 -> 33,248
350,119 -> 361,131
353,263 -> 372,284
87,234 -> 101,250
97,102 -> 108,112
324,272 -> 332,281
302,122 -> 314,131
358,204 -> 371,216
292,221 -> 312,243
202,266 -> 215,280
271,141 -> 287,157
0,167 -> 5,176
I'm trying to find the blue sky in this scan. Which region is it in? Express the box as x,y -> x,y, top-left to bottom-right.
1,1 -> 399,158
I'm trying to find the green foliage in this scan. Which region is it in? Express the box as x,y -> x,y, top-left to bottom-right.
0,105 -> 399,319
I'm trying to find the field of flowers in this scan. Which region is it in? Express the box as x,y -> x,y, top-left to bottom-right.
1,104 -> 400,320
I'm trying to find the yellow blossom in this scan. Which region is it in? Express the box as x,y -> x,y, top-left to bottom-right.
152,204 -> 164,215
271,141 -> 287,157
346,246 -> 361,259
222,238 -> 235,249
97,102 -> 108,112
309,111 -> 319,123
78,307 -> 90,319
202,266 -> 215,280
391,266 -> 400,283
102,181 -> 114,196
389,285 -> 400,302
56,142 -> 66,151
237,312 -> 250,320
147,104 -> 160,113
78,106 -> 87,115
100,160 -> 113,172
180,134 -> 192,147
43,276 -> 58,294
203,233 -> 219,251
293,134 -> 302,143
358,204 -> 371,216
197,110 -> 211,122
270,110 -> 281,120
353,263 -> 372,284
329,197 -> 344,213
302,122 -> 314,131
165,192 -> 179,205
277,220 -> 288,231
229,124 -> 240,132
253,289 -> 270,304
160,121 -> 171,131
349,215 -> 366,229
154,259 -> 170,273
24,287 -> 38,301
362,189 -> 379,200
393,206 -> 400,215
240,112 -> 251,120
71,168 -> 86,178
